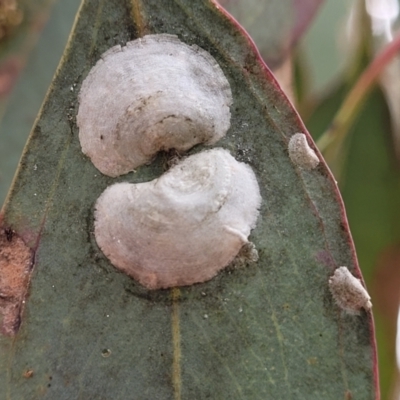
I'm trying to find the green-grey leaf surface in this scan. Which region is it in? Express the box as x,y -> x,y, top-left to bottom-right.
0,0 -> 378,399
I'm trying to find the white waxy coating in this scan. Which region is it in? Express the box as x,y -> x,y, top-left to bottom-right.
288,133 -> 319,170
94,148 -> 261,290
77,34 -> 233,177
328,266 -> 372,314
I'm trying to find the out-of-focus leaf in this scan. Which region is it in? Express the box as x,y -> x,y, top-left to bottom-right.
298,0 -> 371,114
0,0 -> 82,206
379,55 -> 400,161
271,55 -> 295,103
217,0 -> 323,68
0,0 -> 24,42
304,81 -> 348,140
308,3 -> 376,180
0,0 -> 55,111
216,0 -> 323,102
365,0 -> 400,164
316,29 -> 400,179
372,245 -> 400,400
0,0 -> 378,399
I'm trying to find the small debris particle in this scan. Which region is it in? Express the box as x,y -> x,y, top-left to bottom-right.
230,241 -> 259,269
288,133 -> 319,170
101,349 -> 111,358
328,266 -> 372,314
23,369 -> 33,378
4,227 -> 13,242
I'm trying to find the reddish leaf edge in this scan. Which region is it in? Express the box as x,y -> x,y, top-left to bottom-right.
211,1 -> 380,398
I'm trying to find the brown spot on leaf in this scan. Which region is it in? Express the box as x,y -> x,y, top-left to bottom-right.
23,369 -> 34,378
0,225 -> 33,336
307,357 -> 318,365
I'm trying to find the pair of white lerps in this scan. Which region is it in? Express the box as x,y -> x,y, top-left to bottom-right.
77,34 -> 371,314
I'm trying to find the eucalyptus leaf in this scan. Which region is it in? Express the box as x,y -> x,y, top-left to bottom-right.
0,0 -> 378,399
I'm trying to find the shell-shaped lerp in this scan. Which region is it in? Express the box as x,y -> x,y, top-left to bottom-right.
288,133 -> 319,170
328,266 -> 372,314
77,34 -> 233,177
94,148 -> 261,290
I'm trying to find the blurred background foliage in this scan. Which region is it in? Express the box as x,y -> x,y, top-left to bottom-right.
0,0 -> 399,398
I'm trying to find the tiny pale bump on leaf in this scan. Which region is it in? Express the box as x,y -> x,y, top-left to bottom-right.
288,133 -> 319,170
328,266 -> 372,315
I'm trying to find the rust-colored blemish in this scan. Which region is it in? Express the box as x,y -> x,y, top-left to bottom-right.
23,369 -> 34,378
0,225 -> 33,336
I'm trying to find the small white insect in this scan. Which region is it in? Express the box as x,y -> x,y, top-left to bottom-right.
328,266 -> 372,314
288,133 -> 319,170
